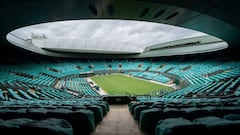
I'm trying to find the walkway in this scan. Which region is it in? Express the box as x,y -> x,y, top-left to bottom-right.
90,104 -> 150,135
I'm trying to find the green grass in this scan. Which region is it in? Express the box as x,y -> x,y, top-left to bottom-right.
90,74 -> 172,95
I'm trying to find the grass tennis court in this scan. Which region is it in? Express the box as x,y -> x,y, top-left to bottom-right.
90,74 -> 172,95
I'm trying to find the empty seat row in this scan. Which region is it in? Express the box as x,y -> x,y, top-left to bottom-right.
0,118 -> 73,135
155,115 -> 240,135
0,98 -> 109,135
0,107 -> 94,135
129,97 -> 240,134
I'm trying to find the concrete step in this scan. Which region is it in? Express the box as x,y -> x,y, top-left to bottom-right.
90,104 -> 149,135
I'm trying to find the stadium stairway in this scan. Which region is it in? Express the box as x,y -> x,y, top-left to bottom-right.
90,104 -> 149,135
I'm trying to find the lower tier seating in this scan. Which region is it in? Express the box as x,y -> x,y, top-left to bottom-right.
129,97 -> 240,135
0,99 -> 109,135
155,116 -> 240,135
0,118 -> 73,135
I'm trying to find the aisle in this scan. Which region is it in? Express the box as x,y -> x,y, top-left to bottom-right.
90,104 -> 149,135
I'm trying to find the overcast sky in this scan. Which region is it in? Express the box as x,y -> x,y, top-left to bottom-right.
11,19 -> 207,48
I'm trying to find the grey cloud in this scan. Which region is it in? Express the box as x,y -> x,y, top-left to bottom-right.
11,19 -> 207,49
